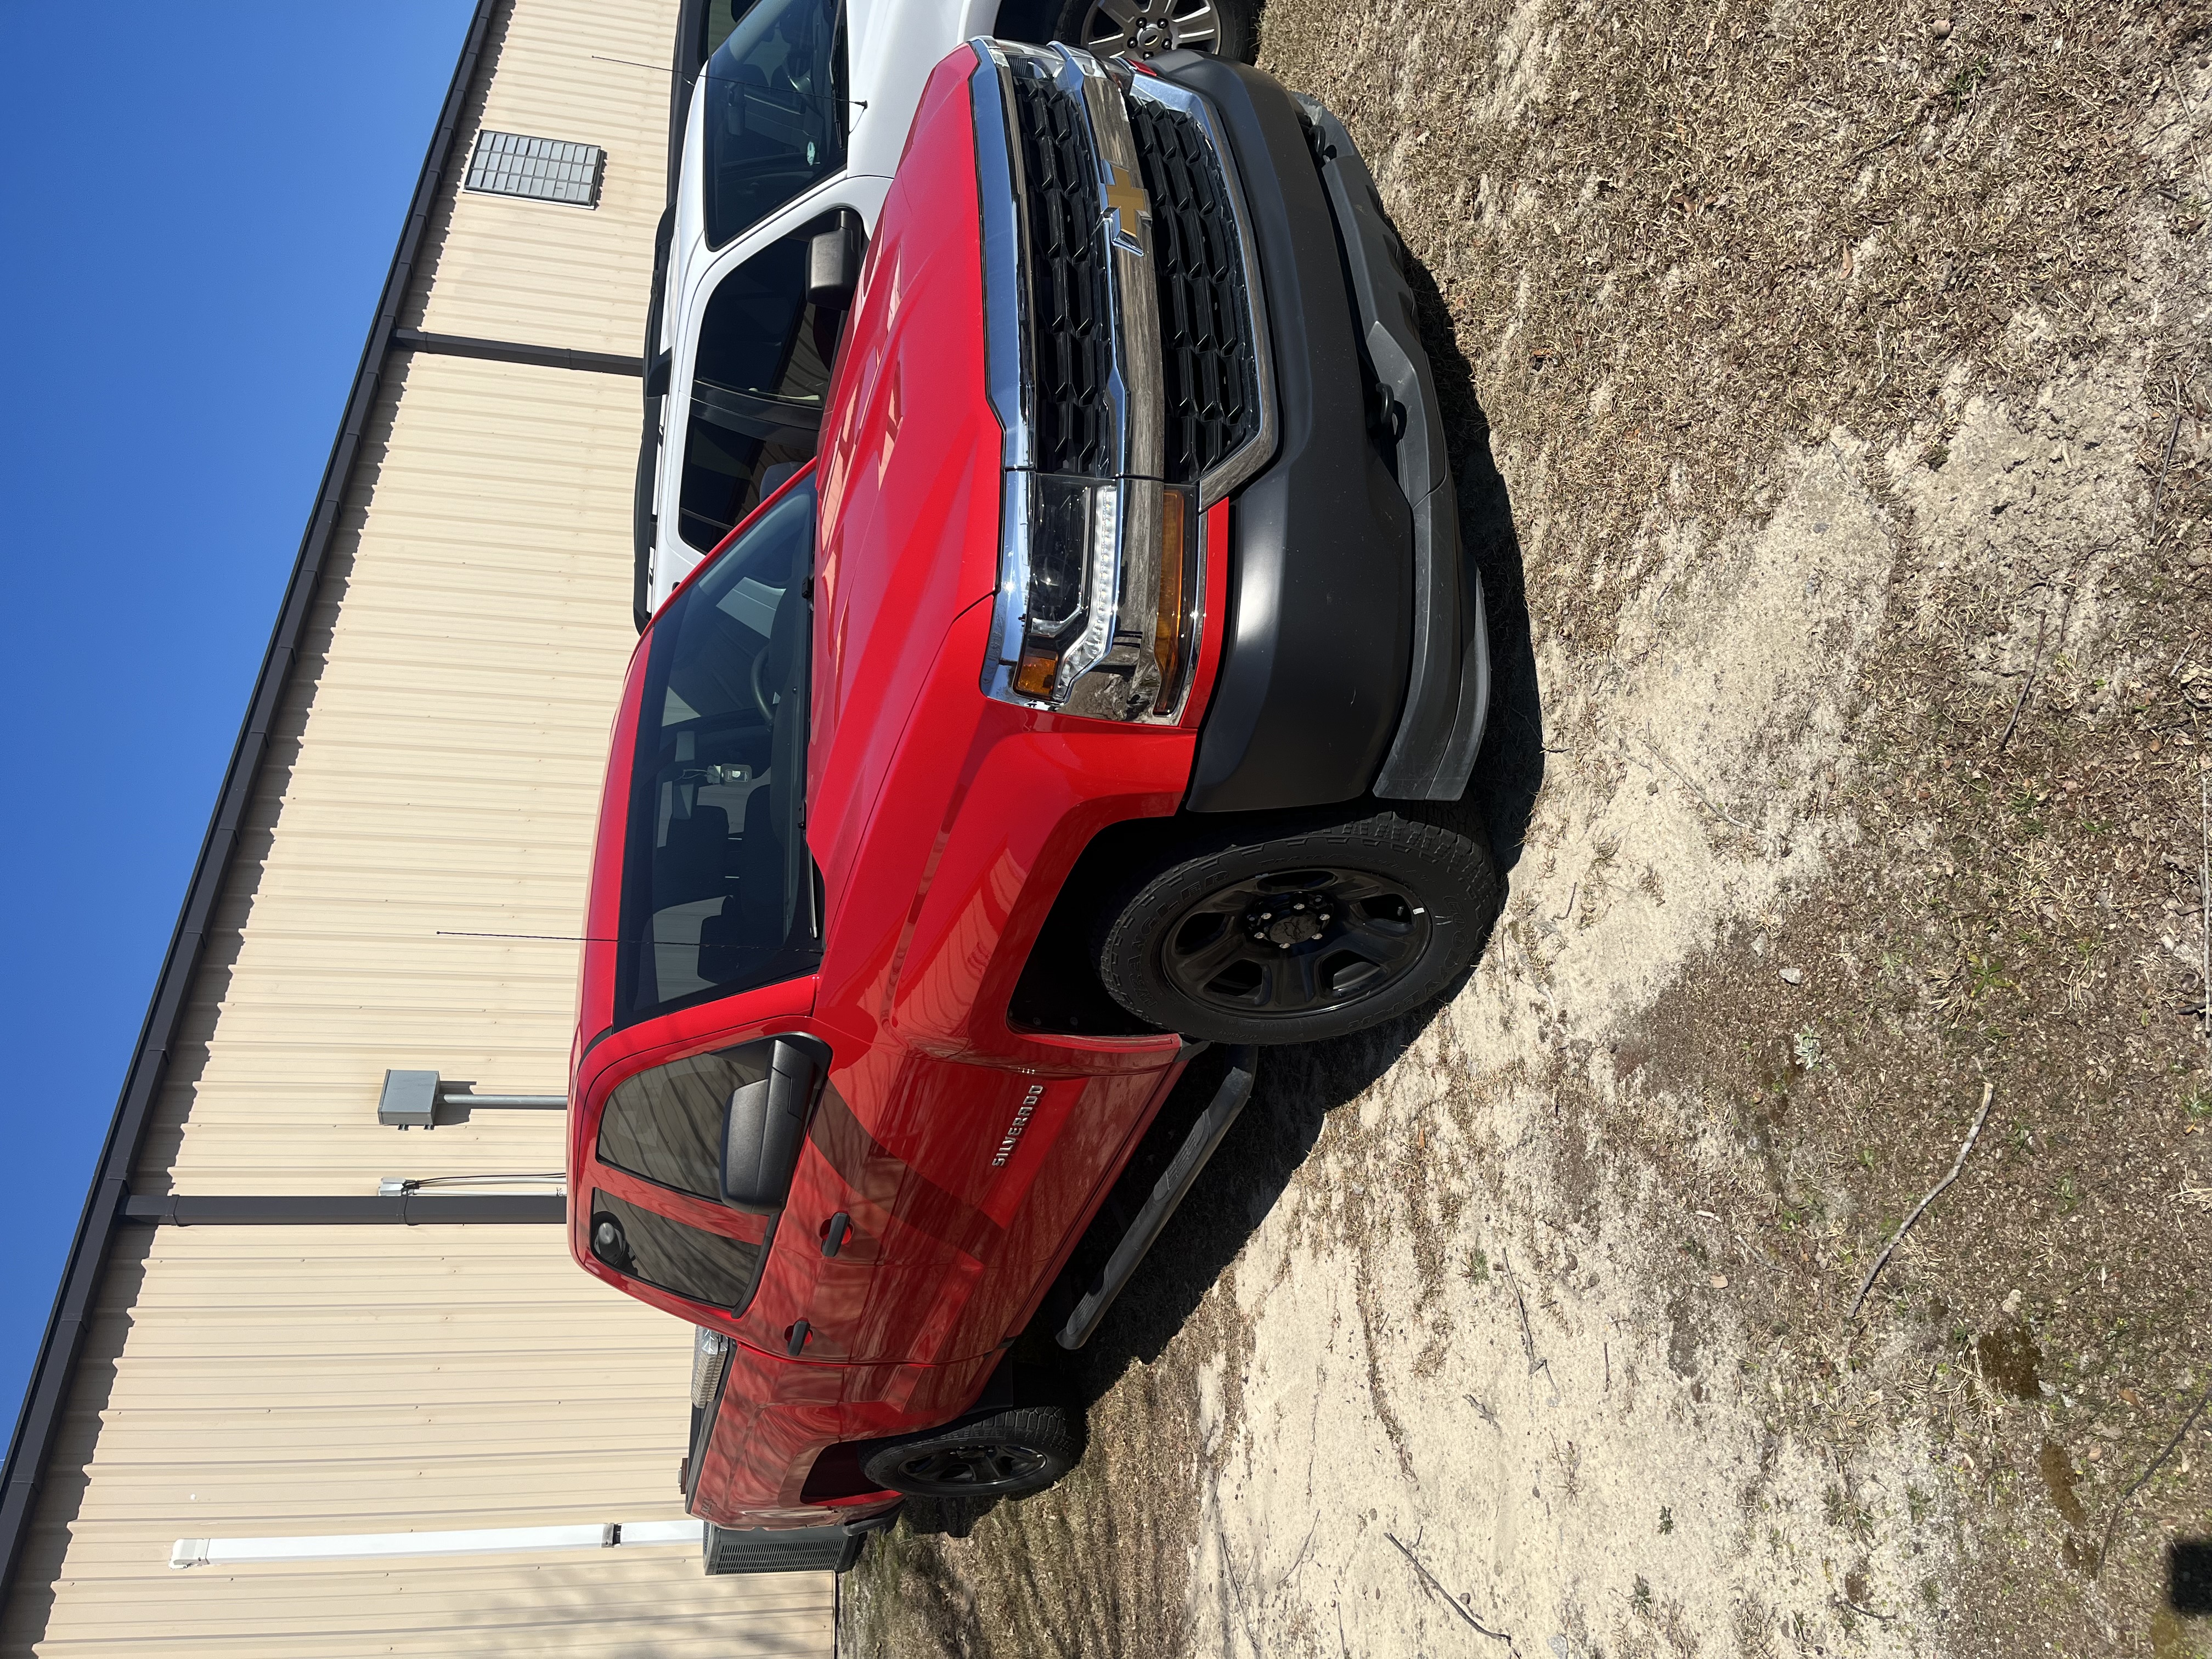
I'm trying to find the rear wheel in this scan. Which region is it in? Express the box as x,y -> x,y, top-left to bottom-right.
1038,0 -> 1260,61
1095,808 -> 1498,1044
858,1406 -> 1080,1500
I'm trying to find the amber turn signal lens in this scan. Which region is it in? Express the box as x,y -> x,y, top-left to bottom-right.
1150,489 -> 1189,713
1013,646 -> 1060,699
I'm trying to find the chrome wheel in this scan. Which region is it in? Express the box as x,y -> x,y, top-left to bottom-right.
1077,0 -> 1223,56
1159,864 -> 1434,1019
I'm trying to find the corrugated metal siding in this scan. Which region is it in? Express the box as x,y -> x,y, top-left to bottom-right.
4,0 -> 838,1650
413,0 -> 671,354
136,352 -> 636,1192
10,1231 -> 826,1657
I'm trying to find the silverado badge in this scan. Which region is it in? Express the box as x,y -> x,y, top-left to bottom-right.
991,1082 -> 1047,1167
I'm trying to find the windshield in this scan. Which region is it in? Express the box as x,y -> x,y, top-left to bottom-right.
617,478 -> 820,1025
701,0 -> 847,249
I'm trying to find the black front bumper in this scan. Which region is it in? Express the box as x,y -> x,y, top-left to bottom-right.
1155,55 -> 1490,813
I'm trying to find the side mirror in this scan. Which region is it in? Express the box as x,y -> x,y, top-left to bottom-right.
806,218 -> 863,312
720,1037 -> 828,1214
644,348 -> 672,398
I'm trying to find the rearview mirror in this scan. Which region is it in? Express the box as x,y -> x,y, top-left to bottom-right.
720,1037 -> 828,1213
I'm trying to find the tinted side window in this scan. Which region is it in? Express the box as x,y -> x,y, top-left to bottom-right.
597,1044 -> 774,1199
589,1189 -> 765,1311
677,241 -> 834,552
701,0 -> 846,249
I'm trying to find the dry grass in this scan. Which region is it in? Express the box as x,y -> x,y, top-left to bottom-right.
1266,0 -> 2207,656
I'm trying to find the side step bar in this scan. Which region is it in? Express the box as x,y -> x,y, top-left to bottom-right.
1056,1046 -> 1257,1350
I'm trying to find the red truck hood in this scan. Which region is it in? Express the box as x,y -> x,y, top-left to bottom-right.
573,50 -> 1004,1053
808,50 -> 1001,901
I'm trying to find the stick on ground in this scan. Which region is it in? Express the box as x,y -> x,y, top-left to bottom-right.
1383,1532 -> 1511,1643
1641,723 -> 1750,830
2094,1376 -> 2212,1576
1996,610 -> 2049,754
2149,372 -> 2184,538
1499,1252 -> 1541,1373
1848,1081 -> 1995,1322
1832,1594 -> 1895,1623
2199,762 -> 2208,1047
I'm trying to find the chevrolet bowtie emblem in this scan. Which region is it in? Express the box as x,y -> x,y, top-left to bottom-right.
1102,162 -> 1151,254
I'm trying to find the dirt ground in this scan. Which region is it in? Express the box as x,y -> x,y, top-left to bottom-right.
845,0 -> 2212,1652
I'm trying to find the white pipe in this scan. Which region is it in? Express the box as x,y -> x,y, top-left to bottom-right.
170,1518 -> 703,1568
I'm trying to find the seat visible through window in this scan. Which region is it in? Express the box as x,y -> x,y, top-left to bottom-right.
619,480 -> 821,1023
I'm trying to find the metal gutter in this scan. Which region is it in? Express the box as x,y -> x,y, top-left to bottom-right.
390,326 -> 644,376
0,0 -> 503,1607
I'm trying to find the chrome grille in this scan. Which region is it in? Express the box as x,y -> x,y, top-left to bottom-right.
1125,97 -> 1257,484
969,39 -> 1276,722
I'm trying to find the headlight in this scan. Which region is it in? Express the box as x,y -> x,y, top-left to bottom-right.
985,473 -> 1197,721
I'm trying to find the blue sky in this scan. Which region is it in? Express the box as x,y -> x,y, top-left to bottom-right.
0,2 -> 477,1432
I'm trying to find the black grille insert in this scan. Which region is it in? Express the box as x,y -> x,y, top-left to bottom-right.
1127,97 -> 1257,484
1012,78 -> 1114,477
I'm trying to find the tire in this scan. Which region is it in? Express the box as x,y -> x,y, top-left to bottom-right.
1094,807 -> 1499,1045
1038,0 -> 1260,63
858,1406 -> 1080,1500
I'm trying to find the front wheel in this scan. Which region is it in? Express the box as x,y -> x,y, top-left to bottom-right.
1095,808 -> 1499,1045
858,1406 -> 1080,1500
1040,0 -> 1260,62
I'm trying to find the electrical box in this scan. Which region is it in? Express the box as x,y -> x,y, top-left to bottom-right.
377,1070 -> 441,1128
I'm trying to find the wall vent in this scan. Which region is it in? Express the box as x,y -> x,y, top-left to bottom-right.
464,130 -> 605,207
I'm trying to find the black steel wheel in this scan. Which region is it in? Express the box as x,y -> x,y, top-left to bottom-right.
858,1405 -> 1079,1500
1156,864 -> 1434,1017
1042,0 -> 1259,61
1096,808 -> 1498,1044
893,1442 -> 1046,1489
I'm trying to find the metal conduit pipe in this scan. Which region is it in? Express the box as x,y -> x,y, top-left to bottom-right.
171,1519 -> 703,1568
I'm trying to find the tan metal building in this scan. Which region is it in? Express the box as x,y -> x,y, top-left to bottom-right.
0,1 -> 834,1650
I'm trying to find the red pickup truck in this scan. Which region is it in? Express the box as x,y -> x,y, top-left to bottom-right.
569,38 -> 1495,1575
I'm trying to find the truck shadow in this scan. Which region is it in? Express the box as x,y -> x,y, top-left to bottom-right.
898,1020 -> 1423,1541
1065,1015 -> 1429,1382
899,249 -> 1542,1541
899,1005 -> 1457,1545
1057,244 -> 1543,1400
1409,250 -> 1546,881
